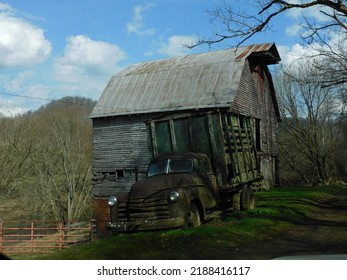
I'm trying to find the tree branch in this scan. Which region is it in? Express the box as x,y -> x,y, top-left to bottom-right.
189,0 -> 347,48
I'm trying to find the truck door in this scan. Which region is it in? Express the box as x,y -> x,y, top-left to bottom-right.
199,158 -> 219,199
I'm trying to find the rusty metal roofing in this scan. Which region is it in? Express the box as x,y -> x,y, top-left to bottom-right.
90,43 -> 280,118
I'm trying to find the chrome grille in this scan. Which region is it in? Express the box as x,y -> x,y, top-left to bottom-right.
117,198 -> 169,221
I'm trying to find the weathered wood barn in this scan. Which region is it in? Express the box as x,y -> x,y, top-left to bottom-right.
90,43 -> 281,229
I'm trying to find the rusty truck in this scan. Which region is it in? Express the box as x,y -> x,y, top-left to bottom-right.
106,110 -> 263,231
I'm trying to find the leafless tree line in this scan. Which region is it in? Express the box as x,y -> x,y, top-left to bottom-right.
0,97 -> 94,222
276,62 -> 346,185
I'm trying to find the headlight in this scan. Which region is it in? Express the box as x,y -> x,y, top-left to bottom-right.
168,191 -> 180,202
108,196 -> 117,207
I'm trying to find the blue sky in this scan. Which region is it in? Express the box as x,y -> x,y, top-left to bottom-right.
0,0 -> 327,116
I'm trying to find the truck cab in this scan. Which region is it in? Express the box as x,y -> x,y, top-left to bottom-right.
107,153 -> 218,231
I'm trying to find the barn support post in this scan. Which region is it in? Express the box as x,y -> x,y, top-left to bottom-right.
150,122 -> 158,158
0,221 -> 3,251
88,220 -> 96,241
207,113 -> 223,186
169,119 -> 177,153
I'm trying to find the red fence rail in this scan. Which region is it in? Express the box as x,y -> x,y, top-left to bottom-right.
0,220 -> 95,256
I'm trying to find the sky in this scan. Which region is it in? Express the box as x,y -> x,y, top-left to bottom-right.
0,0 -> 332,116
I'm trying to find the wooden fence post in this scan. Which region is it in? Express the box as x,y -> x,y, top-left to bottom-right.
59,222 -> 63,251
0,221 -> 3,251
31,221 -> 34,253
88,220 -> 92,241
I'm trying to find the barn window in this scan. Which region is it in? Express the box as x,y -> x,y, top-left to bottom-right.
116,170 -> 125,178
155,121 -> 173,155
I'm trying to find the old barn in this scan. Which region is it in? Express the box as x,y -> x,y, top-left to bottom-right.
90,43 -> 281,232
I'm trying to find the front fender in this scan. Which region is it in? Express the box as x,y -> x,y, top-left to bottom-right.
169,185 -> 216,222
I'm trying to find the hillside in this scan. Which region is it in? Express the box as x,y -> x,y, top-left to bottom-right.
0,96 -> 96,222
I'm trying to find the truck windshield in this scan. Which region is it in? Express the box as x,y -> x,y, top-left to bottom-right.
147,159 -> 194,177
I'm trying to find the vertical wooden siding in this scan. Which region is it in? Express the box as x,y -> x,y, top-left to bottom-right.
232,60 -> 279,188
232,61 -> 279,157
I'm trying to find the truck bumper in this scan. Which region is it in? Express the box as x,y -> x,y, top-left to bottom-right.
107,216 -> 185,232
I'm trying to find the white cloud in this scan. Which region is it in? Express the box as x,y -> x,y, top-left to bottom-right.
158,35 -> 198,57
0,2 -> 13,14
286,1 -> 335,22
0,70 -> 34,92
0,5 -> 51,67
279,30 -> 347,69
127,3 -> 156,36
278,43 -> 321,69
52,35 -> 126,83
0,103 -> 27,117
1,34 -> 126,116
284,0 -> 339,41
285,23 -> 302,37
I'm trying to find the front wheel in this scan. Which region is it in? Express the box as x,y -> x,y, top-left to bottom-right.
184,202 -> 201,228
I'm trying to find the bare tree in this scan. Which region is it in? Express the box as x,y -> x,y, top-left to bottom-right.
0,116 -> 35,198
312,34 -> 347,89
190,0 -> 347,48
32,101 -> 93,222
276,62 -> 345,185
336,118 -> 347,180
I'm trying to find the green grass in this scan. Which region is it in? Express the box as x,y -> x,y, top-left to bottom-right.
14,184 -> 345,260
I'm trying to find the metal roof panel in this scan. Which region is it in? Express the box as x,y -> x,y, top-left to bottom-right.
91,43 -> 280,118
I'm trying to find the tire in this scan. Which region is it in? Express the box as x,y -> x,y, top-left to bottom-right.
184,202 -> 201,228
240,187 -> 255,210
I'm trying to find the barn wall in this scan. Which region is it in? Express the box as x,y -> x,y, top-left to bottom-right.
260,157 -> 276,188
232,60 -> 279,188
92,115 -> 151,197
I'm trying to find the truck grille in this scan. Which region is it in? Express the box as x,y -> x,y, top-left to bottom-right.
117,197 -> 170,221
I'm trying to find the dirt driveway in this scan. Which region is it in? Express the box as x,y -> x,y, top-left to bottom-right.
234,186 -> 347,259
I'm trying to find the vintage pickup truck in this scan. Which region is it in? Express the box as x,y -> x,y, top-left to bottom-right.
106,111 -> 261,232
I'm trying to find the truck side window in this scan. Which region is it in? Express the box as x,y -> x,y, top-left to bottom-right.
147,160 -> 168,177
169,159 -> 193,173
200,159 -> 213,175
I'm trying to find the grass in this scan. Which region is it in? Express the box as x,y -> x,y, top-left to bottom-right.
13,184 -> 345,260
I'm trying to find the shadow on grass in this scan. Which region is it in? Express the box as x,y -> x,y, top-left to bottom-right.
19,184 -> 347,260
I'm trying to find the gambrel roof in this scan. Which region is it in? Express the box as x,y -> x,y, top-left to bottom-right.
90,43 -> 280,118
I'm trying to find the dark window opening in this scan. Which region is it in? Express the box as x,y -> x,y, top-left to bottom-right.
116,170 -> 124,178
239,116 -> 245,129
98,172 -> 115,176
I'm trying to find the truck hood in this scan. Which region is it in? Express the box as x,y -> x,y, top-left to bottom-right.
130,173 -> 200,199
